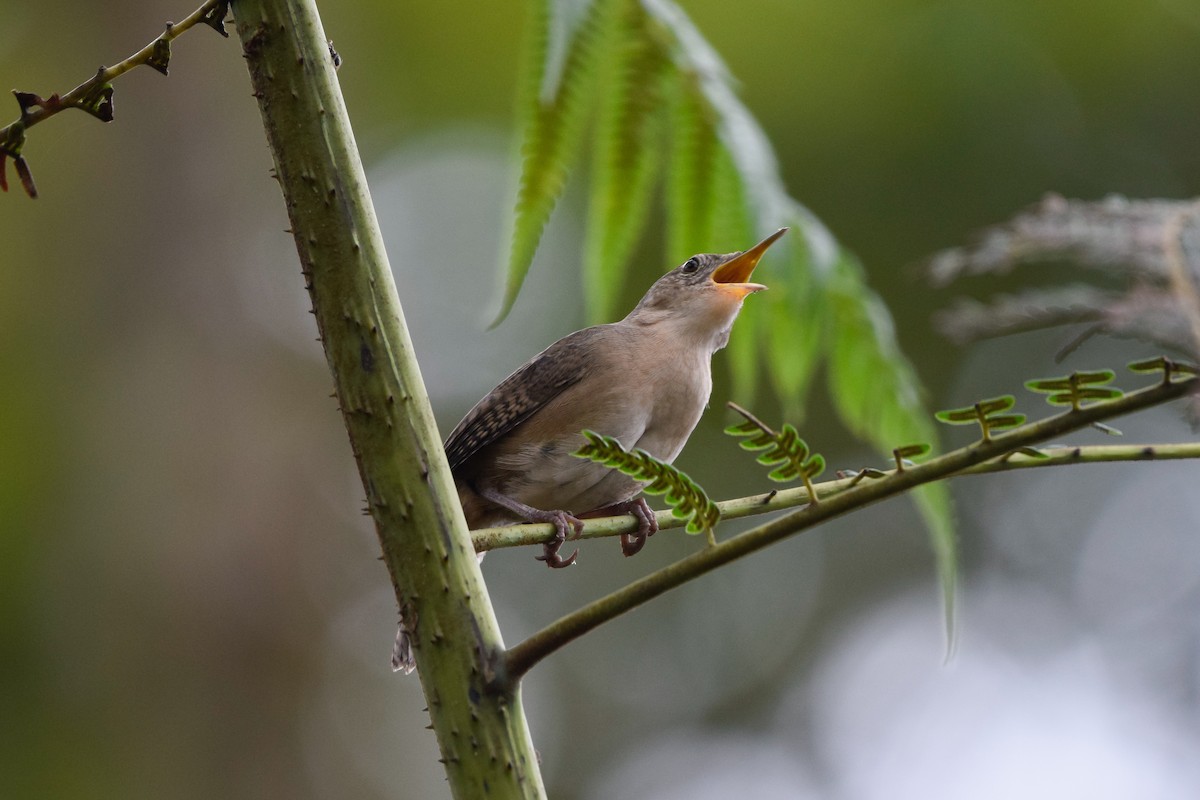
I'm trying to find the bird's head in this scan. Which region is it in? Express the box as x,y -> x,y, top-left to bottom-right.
626,228 -> 787,349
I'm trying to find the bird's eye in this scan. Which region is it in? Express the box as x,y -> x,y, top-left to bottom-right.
680,257 -> 700,274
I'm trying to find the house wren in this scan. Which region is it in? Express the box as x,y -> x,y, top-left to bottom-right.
447,228 -> 787,567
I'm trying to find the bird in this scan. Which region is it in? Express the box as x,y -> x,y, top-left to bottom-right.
445,228 -> 788,568
394,229 -> 786,672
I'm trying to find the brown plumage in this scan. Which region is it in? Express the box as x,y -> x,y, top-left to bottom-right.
447,228 -> 787,567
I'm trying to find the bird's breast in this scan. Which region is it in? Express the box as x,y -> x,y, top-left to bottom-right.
633,345 -> 712,461
465,327 -> 715,518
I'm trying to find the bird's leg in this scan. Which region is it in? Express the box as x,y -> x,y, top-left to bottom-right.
477,487 -> 584,568
580,496 -> 658,557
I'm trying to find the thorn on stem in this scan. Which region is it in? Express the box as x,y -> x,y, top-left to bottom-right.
201,1 -> 233,37
13,90 -> 47,117
147,38 -> 172,76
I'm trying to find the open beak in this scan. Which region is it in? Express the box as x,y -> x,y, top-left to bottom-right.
711,227 -> 788,297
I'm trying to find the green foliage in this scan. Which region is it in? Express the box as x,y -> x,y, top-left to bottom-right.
935,395 -> 1026,442
1025,370 -> 1123,411
583,0 -> 670,323
573,430 -> 720,535
495,0 -> 611,324
502,0 -> 927,458
663,82 -> 725,266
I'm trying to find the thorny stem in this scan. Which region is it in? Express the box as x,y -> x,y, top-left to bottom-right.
231,0 -> 544,796
500,373 -> 1198,684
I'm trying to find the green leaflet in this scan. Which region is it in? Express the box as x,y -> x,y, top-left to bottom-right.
507,0 -> 839,413
702,147 -> 762,399
1128,356 -> 1200,379
1025,370 -> 1124,411
762,212 -> 826,420
935,395 -> 1025,442
646,0 -> 836,409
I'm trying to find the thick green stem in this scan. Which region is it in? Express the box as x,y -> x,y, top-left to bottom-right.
230,1 -> 544,797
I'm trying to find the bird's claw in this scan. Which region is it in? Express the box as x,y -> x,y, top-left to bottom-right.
534,511 -> 584,568
536,543 -> 578,568
619,497 -> 658,557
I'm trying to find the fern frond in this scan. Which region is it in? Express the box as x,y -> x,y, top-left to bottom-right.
573,430 -> 719,535
724,403 -> 825,500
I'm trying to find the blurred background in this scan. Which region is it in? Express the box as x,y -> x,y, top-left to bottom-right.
3,1 -> 1200,797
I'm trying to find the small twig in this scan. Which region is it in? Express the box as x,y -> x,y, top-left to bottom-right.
0,0 -> 231,198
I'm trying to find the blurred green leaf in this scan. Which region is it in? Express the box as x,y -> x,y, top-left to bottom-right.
495,0 -> 611,325
583,0 -> 670,323
827,251 -> 956,634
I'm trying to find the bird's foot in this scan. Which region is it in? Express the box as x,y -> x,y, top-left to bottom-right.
616,497 -> 658,557
530,509 -> 585,568
580,497 -> 658,556
475,486 -> 584,568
